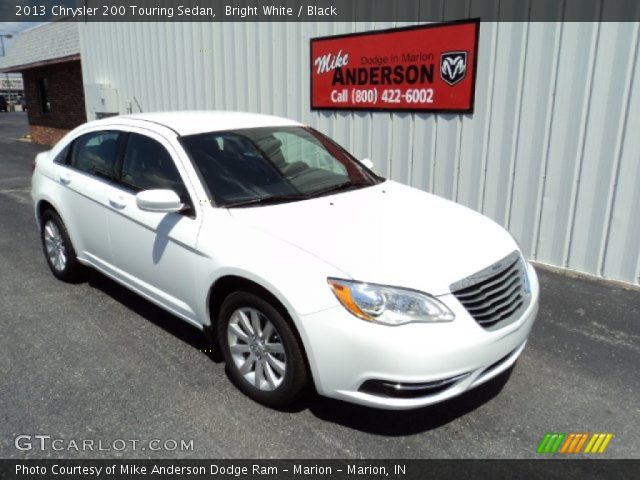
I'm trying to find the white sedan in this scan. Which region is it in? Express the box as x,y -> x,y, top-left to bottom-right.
31,111 -> 539,410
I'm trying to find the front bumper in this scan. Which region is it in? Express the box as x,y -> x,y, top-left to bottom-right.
297,262 -> 539,409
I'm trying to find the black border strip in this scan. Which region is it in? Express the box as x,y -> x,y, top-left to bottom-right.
1,0 -> 639,22
2,459 -> 638,480
309,19 -> 480,114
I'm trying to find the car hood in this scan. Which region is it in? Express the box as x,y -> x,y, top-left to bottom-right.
228,181 -> 519,295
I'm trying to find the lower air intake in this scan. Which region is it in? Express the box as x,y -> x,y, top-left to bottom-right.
359,373 -> 469,399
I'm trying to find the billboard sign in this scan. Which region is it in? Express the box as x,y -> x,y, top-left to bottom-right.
0,77 -> 24,91
310,20 -> 479,113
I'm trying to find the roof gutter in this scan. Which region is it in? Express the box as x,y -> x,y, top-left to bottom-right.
0,54 -> 80,73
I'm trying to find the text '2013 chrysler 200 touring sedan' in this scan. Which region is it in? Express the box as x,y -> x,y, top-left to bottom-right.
31,111 -> 539,410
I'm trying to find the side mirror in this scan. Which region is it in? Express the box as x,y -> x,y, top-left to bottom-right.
136,189 -> 184,213
360,158 -> 374,170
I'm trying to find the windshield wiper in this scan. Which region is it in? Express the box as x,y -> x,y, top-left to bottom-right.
223,193 -> 308,208
307,180 -> 371,198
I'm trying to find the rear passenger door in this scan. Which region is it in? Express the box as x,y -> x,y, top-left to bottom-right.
103,130 -> 202,322
52,130 -> 122,267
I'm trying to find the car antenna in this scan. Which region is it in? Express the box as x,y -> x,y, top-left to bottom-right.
133,96 -> 143,113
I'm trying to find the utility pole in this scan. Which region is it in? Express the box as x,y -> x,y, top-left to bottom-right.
0,34 -> 14,111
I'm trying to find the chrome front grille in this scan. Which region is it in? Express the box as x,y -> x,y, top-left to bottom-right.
451,251 -> 529,330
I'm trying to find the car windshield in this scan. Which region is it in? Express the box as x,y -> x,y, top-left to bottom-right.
180,126 -> 381,207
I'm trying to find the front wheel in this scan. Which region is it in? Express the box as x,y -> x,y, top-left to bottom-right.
217,291 -> 309,408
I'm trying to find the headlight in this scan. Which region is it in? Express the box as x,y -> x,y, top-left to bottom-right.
327,278 -> 454,326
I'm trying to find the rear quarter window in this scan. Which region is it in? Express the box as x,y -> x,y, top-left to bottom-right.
53,144 -> 71,165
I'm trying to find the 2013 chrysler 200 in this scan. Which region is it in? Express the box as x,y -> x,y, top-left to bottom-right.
31,111 -> 539,410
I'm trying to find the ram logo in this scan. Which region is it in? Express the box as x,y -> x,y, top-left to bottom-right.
440,51 -> 468,86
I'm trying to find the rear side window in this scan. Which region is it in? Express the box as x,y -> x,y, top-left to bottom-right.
71,131 -> 120,180
120,133 -> 188,201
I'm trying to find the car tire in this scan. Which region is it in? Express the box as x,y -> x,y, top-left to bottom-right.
40,210 -> 83,282
217,291 -> 309,409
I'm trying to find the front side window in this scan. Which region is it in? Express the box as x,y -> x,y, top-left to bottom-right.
71,131 -> 120,179
181,126 -> 379,207
120,133 -> 188,201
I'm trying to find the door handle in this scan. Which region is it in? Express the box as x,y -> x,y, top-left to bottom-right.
59,173 -> 71,185
108,195 -> 126,209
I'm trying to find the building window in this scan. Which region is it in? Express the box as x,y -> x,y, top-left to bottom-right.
37,77 -> 50,113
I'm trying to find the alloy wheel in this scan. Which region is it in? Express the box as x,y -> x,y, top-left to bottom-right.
227,307 -> 287,391
43,220 -> 67,272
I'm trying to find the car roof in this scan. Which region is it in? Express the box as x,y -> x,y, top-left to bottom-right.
89,111 -> 303,136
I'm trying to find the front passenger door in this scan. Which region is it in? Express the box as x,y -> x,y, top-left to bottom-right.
103,131 -> 202,322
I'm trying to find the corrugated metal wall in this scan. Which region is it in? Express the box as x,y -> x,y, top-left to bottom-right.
78,19 -> 640,286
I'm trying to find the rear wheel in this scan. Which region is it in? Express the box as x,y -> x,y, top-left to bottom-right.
40,210 -> 82,282
217,291 -> 309,408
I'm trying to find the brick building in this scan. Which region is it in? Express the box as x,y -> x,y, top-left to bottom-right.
0,23 -> 86,145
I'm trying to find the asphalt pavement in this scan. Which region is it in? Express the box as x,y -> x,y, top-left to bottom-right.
1,112 -> 638,459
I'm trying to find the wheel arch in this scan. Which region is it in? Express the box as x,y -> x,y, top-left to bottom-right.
207,274 -> 296,332
35,197 -> 83,261
36,199 -> 58,223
